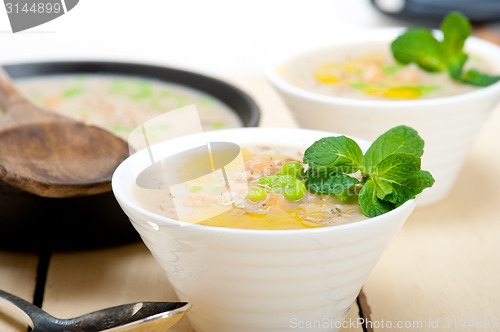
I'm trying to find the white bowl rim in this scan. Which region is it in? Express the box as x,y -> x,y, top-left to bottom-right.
264,26 -> 500,108
112,127 -> 417,237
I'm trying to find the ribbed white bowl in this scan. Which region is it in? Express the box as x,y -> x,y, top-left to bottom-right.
112,128 -> 418,332
265,28 -> 500,206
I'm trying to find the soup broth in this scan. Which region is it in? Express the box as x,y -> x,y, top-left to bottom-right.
281,43 -> 494,100
133,145 -> 368,230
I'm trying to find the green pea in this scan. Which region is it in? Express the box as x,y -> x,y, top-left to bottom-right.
276,175 -> 297,188
278,161 -> 304,178
258,175 -> 278,187
129,81 -> 153,101
211,121 -> 226,129
62,86 -> 84,98
189,185 -> 202,193
283,180 -> 307,201
111,125 -> 131,134
246,188 -> 267,202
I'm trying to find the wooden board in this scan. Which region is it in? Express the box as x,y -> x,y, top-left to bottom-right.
43,242 -> 362,331
363,104 -> 500,331
0,251 -> 39,332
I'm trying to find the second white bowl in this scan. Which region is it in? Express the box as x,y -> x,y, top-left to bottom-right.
265,28 -> 500,205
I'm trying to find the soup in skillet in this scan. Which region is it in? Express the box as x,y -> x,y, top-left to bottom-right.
8,74 -> 242,140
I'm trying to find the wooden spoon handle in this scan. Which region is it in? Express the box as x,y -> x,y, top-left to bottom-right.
0,67 -> 29,113
0,67 -> 69,129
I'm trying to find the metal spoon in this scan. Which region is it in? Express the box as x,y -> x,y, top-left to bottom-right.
0,67 -> 130,198
0,289 -> 190,332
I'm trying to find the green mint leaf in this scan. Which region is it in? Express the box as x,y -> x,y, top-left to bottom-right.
305,171 -> 360,196
447,53 -> 468,80
304,166 -> 328,178
303,136 -> 363,172
391,170 -> 435,207
304,166 -> 336,180
375,153 -> 421,181
405,169 -> 435,191
441,12 -> 470,80
358,180 -> 394,217
391,28 -> 446,72
371,153 -> 421,203
302,126 -> 434,218
390,12 -> 500,87
441,11 -> 471,58
362,125 -> 424,171
372,175 -> 396,202
459,68 -> 500,87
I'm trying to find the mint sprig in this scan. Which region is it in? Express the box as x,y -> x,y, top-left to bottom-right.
304,169 -> 360,196
303,135 -> 363,173
391,11 -> 500,87
303,126 -> 434,217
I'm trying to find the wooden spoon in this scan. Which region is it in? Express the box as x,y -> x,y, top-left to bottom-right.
0,67 -> 130,198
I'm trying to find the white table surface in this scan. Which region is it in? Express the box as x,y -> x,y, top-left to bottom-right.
0,0 -> 406,77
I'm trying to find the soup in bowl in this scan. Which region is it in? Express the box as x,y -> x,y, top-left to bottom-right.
112,127 -> 421,332
265,27 -> 500,206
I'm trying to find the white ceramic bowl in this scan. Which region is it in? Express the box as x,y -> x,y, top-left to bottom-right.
265,28 -> 500,206
112,128 -> 417,332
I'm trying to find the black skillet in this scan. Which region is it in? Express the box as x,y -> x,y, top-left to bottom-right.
0,61 -> 260,251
